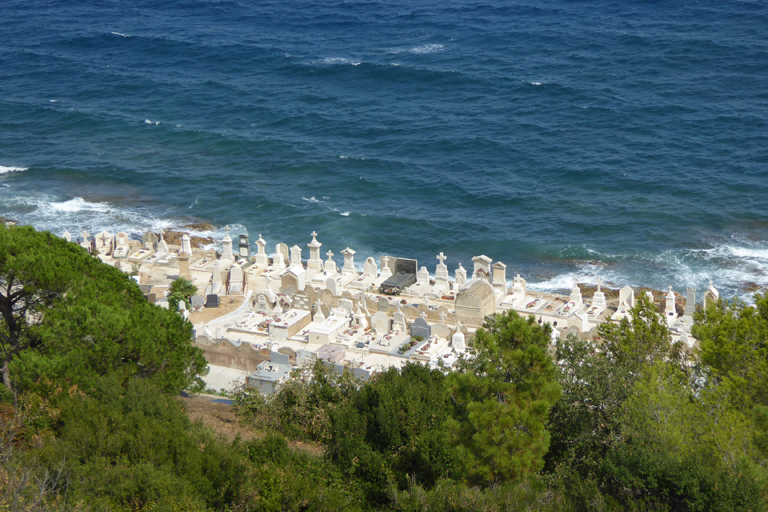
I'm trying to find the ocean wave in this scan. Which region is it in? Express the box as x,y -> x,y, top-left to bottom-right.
144,119 -> 160,125
51,197 -> 110,214
315,57 -> 361,66
388,44 -> 445,55
0,166 -> 27,174
111,32 -> 131,37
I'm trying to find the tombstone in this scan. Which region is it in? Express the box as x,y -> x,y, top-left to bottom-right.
79,231 -> 91,250
570,277 -> 583,308
341,248 -> 356,274
472,255 -> 492,280
371,312 -> 390,333
377,297 -> 389,312
178,300 -> 187,312
592,277 -> 606,308
512,273 -> 526,294
94,231 -> 114,255
411,317 -> 431,339
238,233 -> 250,258
431,322 -> 451,340
619,285 -> 635,308
353,306 -> 368,329
191,295 -> 205,308
276,243 -> 290,264
254,234 -> 268,266
318,288 -> 336,308
393,304 -> 406,331
338,298 -> 354,317
303,285 -> 317,302
228,265 -> 244,295
62,230 -> 71,242
364,257 -> 378,277
281,265 -> 305,296
156,229 -> 169,256
256,293 -> 271,315
205,294 -> 220,308
211,261 -> 222,294
178,252 -> 192,279
324,250 -> 337,274
685,287 -> 696,316
142,231 -> 158,250
272,244 -> 287,270
290,245 -> 302,267
452,331 -> 466,351
435,252 -> 449,279
665,287 -> 676,317
492,261 -> 507,295
703,281 -> 719,309
307,231 -> 323,272
447,263 -> 464,290
417,266 -> 430,285
380,256 -> 393,279
221,226 -> 233,259
326,277 -> 338,296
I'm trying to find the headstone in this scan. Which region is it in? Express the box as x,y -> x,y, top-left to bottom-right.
205,294 -> 220,308
276,243 -> 290,264
273,244 -> 287,270
228,265 -> 244,295
181,234 -> 192,255
79,231 -> 90,250
156,229 -> 169,256
666,286 -> 676,316
211,261 -> 222,294
142,231 -> 158,250
411,317 -> 431,339
326,277 -> 338,296
238,233 -> 250,258
221,226 -> 233,259
62,230 -> 71,242
435,252 -> 449,279
685,287 -> 696,316
472,255 -> 492,280
364,257 -> 378,277
492,261 -> 507,295
307,231 -> 323,272
353,306 -> 368,328
281,265 -> 305,295
380,256 -> 393,279
191,295 -> 205,308
570,277 -> 583,308
324,250 -> 337,274
455,263 -> 467,286
290,245 -> 302,267
417,266 -> 430,285
377,297 -> 389,312
254,234 -> 268,266
452,331 -> 466,351
338,298 -> 354,317
592,277 -> 606,307
94,231 -> 115,255
341,247 -> 356,274
393,304 -> 406,331
371,312 -> 390,333
619,285 -> 635,308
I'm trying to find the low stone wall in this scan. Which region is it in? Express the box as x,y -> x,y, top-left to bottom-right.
194,336 -> 270,372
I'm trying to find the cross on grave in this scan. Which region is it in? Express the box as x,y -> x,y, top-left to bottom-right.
437,252 -> 447,265
668,285 -> 673,293
159,228 -> 165,241
596,277 -> 603,292
100,235 -> 109,247
326,250 -> 334,261
572,276 -> 579,286
225,225 -> 230,237
311,231 -> 318,242
709,280 -> 713,288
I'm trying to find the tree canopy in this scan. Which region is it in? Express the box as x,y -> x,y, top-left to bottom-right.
0,224 -> 206,394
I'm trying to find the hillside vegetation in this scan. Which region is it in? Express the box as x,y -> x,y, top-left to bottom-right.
1,224 -> 767,511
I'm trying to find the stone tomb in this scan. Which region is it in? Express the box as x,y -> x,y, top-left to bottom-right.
268,309 -> 311,339
94,231 -> 115,255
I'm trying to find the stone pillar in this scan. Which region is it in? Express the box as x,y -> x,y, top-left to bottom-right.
157,229 -> 169,256
221,226 -> 233,260
592,277 -> 606,308
238,233 -> 250,258
570,278 -> 583,308
211,260 -> 222,295
455,263 -> 467,287
178,252 -> 191,280
684,287 -> 696,316
492,261 -> 507,295
181,234 -> 192,255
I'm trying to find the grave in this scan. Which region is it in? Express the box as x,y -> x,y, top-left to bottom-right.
205,294 -> 220,308
254,235 -> 268,266
472,255 -> 492,280
221,227 -> 233,260
228,265 -> 244,295
491,261 -> 507,299
238,233 -> 250,258
410,317 -> 431,339
685,287 -> 696,316
378,257 -> 417,295
290,245 -> 302,267
454,263 -> 468,288
306,231 -> 323,275
455,279 -> 496,322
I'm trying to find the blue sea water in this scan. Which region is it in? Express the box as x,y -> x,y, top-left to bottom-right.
1,0 -> 767,298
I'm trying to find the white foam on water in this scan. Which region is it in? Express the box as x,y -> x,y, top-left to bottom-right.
51,197 -> 110,213
49,99 -> 58,103
0,166 -> 27,174
340,211 -> 350,216
302,196 -> 320,203
410,44 -> 445,54
144,119 -> 160,125
112,32 -> 130,37
317,57 -> 361,66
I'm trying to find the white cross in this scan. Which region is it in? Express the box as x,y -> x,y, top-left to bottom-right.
225,225 -> 230,237
436,252 -> 447,266
668,285 -> 673,293
326,250 -> 334,261
573,276 -> 579,286
311,231 -> 318,241
597,277 -> 603,292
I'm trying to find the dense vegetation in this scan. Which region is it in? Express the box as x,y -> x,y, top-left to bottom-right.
2,224 -> 768,510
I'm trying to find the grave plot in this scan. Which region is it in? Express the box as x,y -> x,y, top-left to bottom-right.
336,325 -> 365,348
268,309 -> 311,339
349,330 -> 379,353
368,331 -> 410,356
410,335 -> 450,362
128,247 -> 154,263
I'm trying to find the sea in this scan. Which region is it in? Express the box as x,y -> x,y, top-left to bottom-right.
1,0 -> 767,300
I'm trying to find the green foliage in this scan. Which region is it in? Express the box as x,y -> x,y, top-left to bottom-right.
234,359 -> 359,441
0,224 -> 206,395
447,310 -> 560,485
326,363 -> 454,502
170,277 -> 198,301
693,292 -> 768,411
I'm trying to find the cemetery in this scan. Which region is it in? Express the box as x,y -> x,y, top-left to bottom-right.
65,226 -> 711,394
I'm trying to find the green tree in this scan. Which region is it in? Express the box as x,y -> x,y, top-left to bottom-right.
447,310 -> 560,485
169,277 -> 197,310
0,225 -> 206,394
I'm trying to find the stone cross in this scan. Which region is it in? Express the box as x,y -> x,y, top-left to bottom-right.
225,225 -> 230,237
436,252 -> 447,266
326,250 -> 334,262
596,277 -> 603,292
